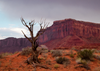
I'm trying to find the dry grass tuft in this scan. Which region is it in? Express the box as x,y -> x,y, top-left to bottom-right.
51,50 -> 62,57
54,64 -> 59,69
21,47 -> 32,56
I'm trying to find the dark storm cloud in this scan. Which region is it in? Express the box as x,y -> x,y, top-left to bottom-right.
0,0 -> 100,23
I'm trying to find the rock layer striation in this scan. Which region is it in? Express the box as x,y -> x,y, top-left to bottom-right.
38,19 -> 100,49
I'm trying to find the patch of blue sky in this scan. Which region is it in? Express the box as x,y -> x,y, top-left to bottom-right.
0,11 -> 22,28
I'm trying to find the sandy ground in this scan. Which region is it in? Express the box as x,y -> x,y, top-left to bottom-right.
0,50 -> 100,71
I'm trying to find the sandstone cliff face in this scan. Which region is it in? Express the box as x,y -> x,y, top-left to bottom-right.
72,21 -> 100,39
38,19 -> 100,44
38,19 -> 73,43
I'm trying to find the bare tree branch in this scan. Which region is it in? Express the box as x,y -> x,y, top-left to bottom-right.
21,18 -> 32,32
21,30 -> 32,43
21,18 -> 49,69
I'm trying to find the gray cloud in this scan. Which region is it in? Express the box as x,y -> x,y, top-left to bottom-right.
0,24 -> 46,39
0,28 -> 30,39
0,0 -> 100,40
0,0 -> 100,23
0,29 -> 22,39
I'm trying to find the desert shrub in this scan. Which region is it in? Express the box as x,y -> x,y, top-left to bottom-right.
46,60 -> 51,65
40,45 -> 48,50
76,57 -> 91,70
74,53 -> 76,55
76,57 -> 82,64
41,50 -> 48,53
62,50 -> 67,55
91,49 -> 96,52
38,57 -> 45,60
21,47 -> 32,56
0,52 -> 13,57
95,50 -> 100,53
76,49 -> 94,70
81,59 -> 90,66
77,49 -> 94,60
51,50 -> 62,57
56,57 -> 70,66
75,58 -> 91,70
41,53 -> 48,59
54,64 -> 59,69
37,47 -> 48,54
50,50 -> 55,53
70,54 -> 74,58
0,54 -> 3,59
94,54 -> 100,60
4,52 -> 13,56
76,57 -> 90,65
76,57 -> 90,64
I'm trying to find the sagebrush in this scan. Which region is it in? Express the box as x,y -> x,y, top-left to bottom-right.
77,49 -> 94,60
51,50 -> 62,57
56,57 -> 70,67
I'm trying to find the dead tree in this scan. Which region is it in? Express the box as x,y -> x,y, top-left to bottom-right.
21,18 -> 49,67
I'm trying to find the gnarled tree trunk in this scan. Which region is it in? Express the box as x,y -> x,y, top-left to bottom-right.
21,18 -> 49,64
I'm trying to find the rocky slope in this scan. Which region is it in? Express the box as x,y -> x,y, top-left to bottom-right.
0,18 -> 100,53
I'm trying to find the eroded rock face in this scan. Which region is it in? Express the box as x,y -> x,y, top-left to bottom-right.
38,19 -> 100,49
38,19 -> 100,43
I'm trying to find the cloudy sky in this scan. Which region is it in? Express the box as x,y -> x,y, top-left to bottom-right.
0,0 -> 100,40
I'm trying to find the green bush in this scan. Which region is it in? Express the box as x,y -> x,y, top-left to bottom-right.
70,54 -> 74,58
77,49 -> 94,60
76,49 -> 92,70
21,47 -> 32,56
56,57 -> 70,65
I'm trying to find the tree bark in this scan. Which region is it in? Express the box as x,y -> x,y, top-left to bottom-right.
21,18 -> 49,70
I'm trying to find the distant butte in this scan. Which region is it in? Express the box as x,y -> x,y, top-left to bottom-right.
38,18 -> 100,49
0,18 -> 100,53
